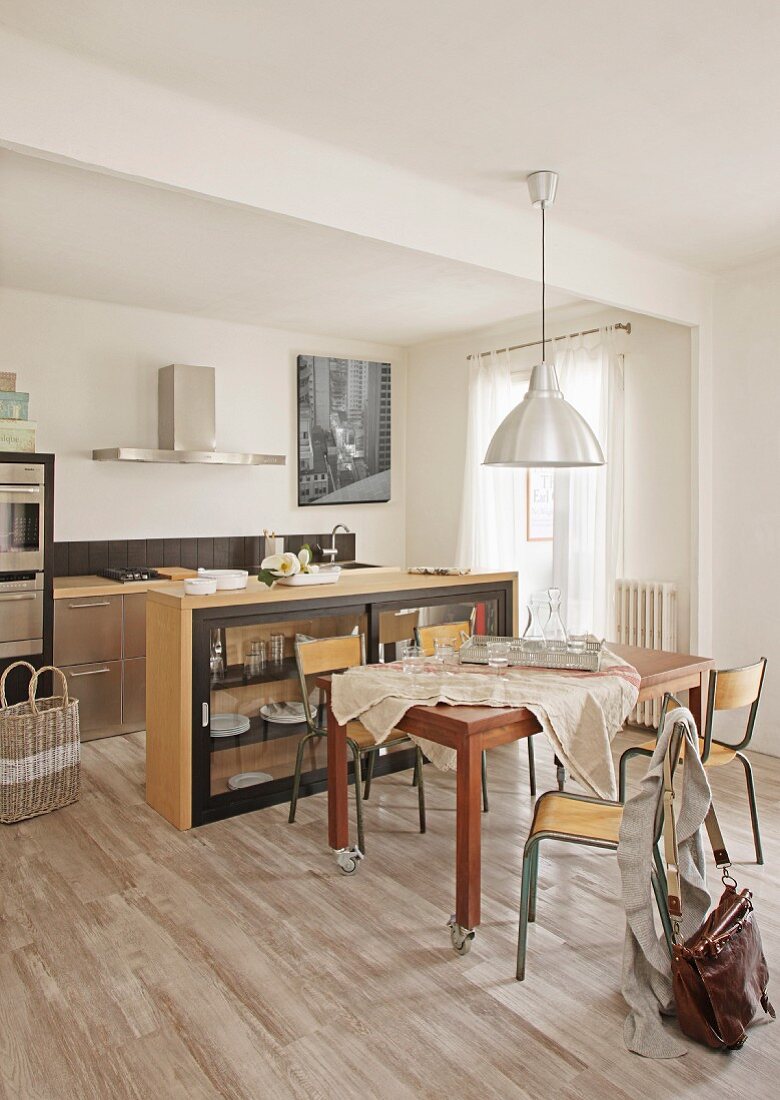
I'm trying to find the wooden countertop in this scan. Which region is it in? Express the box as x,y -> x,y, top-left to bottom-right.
146,569 -> 517,611
53,567 -> 198,599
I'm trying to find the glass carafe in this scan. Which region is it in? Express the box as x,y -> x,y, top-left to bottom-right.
545,587 -> 568,650
522,593 -> 547,649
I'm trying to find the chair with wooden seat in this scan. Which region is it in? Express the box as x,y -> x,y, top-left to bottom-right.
415,620 -> 537,809
515,722 -> 687,981
618,659 -> 767,863
289,633 -> 426,854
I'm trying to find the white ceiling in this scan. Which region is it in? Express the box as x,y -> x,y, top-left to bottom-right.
1,0 -> 778,271
0,150 -> 578,343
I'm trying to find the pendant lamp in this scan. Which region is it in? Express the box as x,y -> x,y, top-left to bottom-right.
483,172 -> 605,468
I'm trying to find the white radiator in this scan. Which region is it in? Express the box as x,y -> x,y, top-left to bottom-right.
615,579 -> 677,727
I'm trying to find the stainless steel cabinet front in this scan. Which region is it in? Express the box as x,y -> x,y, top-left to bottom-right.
62,661 -> 122,740
122,657 -> 146,732
54,596 -> 122,666
123,593 -> 147,659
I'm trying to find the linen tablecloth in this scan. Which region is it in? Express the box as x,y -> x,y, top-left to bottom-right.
330,650 -> 640,800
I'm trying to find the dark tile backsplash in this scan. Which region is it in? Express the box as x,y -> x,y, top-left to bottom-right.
53,532 -> 358,575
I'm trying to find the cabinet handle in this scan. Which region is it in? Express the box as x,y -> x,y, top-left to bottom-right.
202,702 -> 209,728
68,601 -> 111,609
69,667 -> 110,677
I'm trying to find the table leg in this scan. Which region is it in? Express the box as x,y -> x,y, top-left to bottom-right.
449,737 -> 483,953
689,671 -> 708,738
327,697 -> 362,873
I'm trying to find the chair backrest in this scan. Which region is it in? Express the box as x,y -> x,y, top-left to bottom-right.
379,609 -> 420,646
415,620 -> 472,657
294,633 -> 366,732
703,657 -> 767,756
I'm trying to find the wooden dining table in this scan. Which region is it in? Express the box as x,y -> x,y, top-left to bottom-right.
320,643 -> 713,954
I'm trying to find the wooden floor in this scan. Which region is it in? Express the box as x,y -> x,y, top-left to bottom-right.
1,729 -> 778,1099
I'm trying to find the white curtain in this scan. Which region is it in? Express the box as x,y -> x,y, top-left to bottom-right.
455,351 -> 523,570
552,329 -> 624,638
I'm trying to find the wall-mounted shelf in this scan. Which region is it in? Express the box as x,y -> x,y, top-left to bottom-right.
92,448 -> 285,465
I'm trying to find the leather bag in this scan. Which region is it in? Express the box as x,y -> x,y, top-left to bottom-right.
662,747 -> 775,1049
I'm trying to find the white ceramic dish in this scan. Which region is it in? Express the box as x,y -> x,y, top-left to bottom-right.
198,568 -> 249,591
184,576 -> 217,595
227,771 -> 274,790
210,713 -> 251,738
260,702 -> 307,724
276,570 -> 340,587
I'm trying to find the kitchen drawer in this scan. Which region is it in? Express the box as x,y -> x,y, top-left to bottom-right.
123,593 -> 147,659
62,660 -> 122,741
122,657 -> 146,732
54,595 -> 122,666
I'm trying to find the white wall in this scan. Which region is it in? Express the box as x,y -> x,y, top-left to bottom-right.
713,260 -> 779,755
0,287 -> 406,564
406,307 -> 691,646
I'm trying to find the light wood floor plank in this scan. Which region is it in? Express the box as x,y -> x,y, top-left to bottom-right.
0,728 -> 777,1099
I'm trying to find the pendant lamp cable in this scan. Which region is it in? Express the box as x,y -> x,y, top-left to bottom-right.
539,204 -> 545,358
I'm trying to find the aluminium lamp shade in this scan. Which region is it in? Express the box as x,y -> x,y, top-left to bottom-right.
483,361 -> 605,468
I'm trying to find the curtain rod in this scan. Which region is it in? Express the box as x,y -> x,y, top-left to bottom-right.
467,321 -> 631,360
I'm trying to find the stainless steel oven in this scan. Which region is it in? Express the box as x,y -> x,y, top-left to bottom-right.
0,573 -> 44,658
0,462 -> 45,573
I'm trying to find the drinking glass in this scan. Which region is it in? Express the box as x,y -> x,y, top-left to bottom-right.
487,641 -> 509,675
402,644 -> 425,674
568,633 -> 588,653
433,637 -> 456,665
269,633 -> 285,663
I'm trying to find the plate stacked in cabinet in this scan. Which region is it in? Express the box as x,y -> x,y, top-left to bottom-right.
0,372 -> 36,452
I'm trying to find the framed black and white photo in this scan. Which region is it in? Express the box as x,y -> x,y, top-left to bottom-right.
297,355 -> 391,506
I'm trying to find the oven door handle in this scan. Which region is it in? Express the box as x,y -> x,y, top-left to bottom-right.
0,592 -> 38,602
0,485 -> 42,493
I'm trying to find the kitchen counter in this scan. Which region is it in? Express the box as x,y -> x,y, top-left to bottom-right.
145,569 -> 519,830
54,567 -> 198,599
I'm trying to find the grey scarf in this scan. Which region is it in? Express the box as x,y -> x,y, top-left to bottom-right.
617,708 -> 713,1057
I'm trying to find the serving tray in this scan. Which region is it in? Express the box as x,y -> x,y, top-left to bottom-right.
460,635 -> 604,672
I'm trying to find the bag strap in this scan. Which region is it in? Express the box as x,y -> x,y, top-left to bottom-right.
662,721 -> 734,933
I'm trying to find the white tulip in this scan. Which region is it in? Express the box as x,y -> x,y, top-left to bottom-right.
298,546 -> 311,568
277,552 -> 301,576
260,553 -> 284,572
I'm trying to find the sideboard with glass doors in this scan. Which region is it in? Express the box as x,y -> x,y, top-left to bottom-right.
187,579 -> 513,827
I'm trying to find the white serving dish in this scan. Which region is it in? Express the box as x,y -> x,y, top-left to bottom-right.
184,576 -> 217,595
276,569 -> 340,587
198,568 -> 249,590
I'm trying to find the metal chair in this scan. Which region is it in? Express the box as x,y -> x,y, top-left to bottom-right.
415,620 -> 537,809
618,659 -> 767,863
515,718 -> 687,980
289,633 -> 426,854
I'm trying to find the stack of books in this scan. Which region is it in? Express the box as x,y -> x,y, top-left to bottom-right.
0,372 -> 36,452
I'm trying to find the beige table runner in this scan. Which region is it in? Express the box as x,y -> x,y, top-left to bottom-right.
330,650 -> 640,800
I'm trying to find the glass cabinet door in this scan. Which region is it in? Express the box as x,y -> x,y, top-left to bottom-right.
206,608 -> 366,802
377,596 -> 502,661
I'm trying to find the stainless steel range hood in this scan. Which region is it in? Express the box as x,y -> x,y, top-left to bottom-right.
92,364 -> 286,466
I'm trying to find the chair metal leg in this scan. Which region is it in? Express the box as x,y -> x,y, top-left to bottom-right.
526,735 -> 536,796
556,757 -> 566,791
288,731 -> 319,823
415,747 -> 427,834
363,750 -> 376,800
736,752 -> 764,865
481,751 -> 489,813
516,837 -> 540,981
618,745 -> 651,803
528,843 -> 541,923
347,738 -> 366,856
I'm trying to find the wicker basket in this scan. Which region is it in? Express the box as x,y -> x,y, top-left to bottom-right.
0,662 -> 80,824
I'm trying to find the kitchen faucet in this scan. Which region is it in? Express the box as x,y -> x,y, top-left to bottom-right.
320,523 -> 351,561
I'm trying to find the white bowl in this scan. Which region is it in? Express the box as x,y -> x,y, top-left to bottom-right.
185,576 -> 217,595
197,568 -> 249,590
